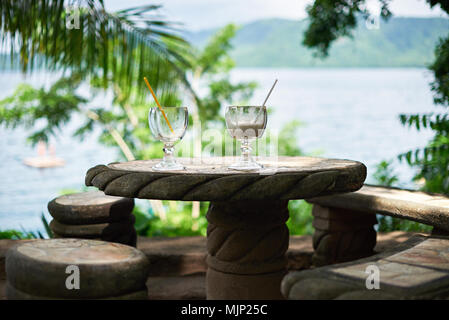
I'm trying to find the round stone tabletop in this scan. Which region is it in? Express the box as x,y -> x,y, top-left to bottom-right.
85,156 -> 366,201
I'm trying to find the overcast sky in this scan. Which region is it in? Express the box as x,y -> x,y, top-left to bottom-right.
104,0 -> 447,31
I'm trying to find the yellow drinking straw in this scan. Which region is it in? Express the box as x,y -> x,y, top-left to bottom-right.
143,77 -> 174,133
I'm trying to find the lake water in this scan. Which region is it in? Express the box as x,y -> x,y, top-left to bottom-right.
0,68 -> 436,232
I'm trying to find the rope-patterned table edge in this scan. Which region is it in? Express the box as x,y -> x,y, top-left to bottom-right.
85,161 -> 366,201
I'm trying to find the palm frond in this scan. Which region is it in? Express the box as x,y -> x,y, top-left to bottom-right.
0,0 -> 189,99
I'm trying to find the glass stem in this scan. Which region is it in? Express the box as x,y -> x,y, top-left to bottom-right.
163,143 -> 175,164
240,137 -> 253,163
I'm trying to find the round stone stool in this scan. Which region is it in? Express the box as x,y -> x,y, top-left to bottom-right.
48,191 -> 137,247
6,239 -> 149,300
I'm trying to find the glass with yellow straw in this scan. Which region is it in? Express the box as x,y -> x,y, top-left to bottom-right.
144,77 -> 188,171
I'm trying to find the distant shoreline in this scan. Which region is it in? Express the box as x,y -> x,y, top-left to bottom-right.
188,17 -> 448,69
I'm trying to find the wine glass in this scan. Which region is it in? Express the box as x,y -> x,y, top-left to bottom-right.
148,106 -> 188,171
225,105 -> 267,171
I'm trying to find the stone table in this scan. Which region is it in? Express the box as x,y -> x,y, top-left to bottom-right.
85,156 -> 366,299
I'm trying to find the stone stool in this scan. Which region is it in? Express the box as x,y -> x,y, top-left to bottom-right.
6,239 -> 149,300
48,191 -> 137,247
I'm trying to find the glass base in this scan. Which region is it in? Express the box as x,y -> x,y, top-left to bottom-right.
228,159 -> 263,171
152,160 -> 185,171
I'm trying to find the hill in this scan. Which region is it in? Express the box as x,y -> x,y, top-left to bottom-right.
185,17 -> 449,67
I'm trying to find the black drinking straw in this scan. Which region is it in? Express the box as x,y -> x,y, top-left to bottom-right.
262,79 -> 278,107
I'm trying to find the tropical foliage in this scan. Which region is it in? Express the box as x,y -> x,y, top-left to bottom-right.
303,0 -> 392,57
0,0 -> 187,98
398,36 -> 449,194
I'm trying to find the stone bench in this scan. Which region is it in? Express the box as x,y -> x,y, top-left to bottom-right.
281,184 -> 449,300
282,234 -> 449,299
